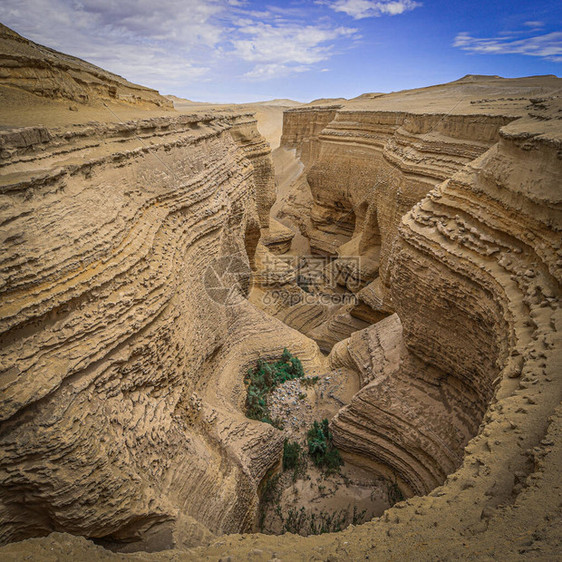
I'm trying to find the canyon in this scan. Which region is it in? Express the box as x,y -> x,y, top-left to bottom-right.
0,23 -> 561,560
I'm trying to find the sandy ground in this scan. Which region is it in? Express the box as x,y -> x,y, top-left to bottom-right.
252,366 -> 392,537
168,96 -> 299,150
260,461 -> 391,536
0,87 -> 171,128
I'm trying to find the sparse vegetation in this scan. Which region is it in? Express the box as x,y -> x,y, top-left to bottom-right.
252,362 -> 375,537
270,417 -> 285,430
300,376 -> 319,388
387,479 -> 404,506
307,419 -> 344,472
279,505 -> 367,536
282,439 -> 307,481
282,440 -> 302,471
352,505 -> 368,526
244,348 -> 305,426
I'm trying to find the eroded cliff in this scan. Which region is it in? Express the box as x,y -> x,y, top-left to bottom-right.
0,108 -> 327,549
0,25 -> 561,560
273,78 -> 562,501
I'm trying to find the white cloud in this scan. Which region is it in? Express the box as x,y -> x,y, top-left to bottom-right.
524,21 -> 545,29
321,0 -> 421,19
233,22 -> 357,65
234,21 -> 358,80
454,31 -> 562,63
0,0 -> 361,91
0,0 -> 225,88
244,63 -> 310,80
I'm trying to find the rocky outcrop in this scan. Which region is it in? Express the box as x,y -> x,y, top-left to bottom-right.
274,80 -> 562,519
0,24 -> 172,107
0,109 -> 326,549
283,107 -> 514,280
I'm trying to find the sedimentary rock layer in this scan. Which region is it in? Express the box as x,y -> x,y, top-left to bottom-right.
278,80 -> 562,535
0,24 -> 171,108
168,78 -> 561,561
2,77 -> 559,561
0,32 -> 561,559
0,109 -> 325,549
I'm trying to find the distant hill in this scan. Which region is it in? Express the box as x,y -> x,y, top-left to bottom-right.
165,95 -> 303,108
0,23 -> 172,108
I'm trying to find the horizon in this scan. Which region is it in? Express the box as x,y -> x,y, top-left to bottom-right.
1,0 -> 561,104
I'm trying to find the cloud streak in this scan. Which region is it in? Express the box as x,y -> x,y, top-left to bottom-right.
454,30 -> 562,63
233,21 -> 357,80
321,0 -> 421,19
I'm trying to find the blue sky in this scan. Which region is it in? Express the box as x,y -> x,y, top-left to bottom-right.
1,0 -> 561,103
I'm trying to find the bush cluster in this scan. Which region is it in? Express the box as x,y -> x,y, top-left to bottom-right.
245,348 -> 305,425
300,376 -> 319,388
282,439 -> 302,471
307,419 -> 343,472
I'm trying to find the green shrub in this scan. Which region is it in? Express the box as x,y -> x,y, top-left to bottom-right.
270,417 -> 285,430
283,440 -> 302,471
306,419 -> 343,472
244,349 -> 306,427
301,376 -> 319,388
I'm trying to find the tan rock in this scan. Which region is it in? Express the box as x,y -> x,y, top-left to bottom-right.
0,24 -> 561,561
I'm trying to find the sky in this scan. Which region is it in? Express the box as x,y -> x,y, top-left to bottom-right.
1,0 -> 561,103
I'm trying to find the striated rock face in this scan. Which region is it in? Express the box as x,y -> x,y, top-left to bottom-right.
279,105 -> 340,166
0,26 -> 561,559
4,83 -> 559,560
331,314 -> 484,495
279,80 -> 562,508
0,109 -> 325,549
0,24 -> 172,108
154,79 -> 562,561
282,107 -> 514,280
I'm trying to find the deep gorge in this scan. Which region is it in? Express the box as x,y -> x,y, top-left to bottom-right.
0,24 -> 561,560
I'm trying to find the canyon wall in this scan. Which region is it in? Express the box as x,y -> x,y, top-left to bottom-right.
277,81 -> 562,507
0,28 -> 560,559
0,110 -> 325,549
140,79 -> 562,561
281,105 -> 514,292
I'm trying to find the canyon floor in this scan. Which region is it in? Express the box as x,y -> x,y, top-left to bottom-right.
1,23 -> 561,561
